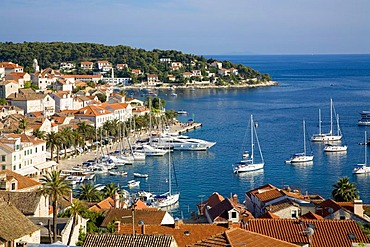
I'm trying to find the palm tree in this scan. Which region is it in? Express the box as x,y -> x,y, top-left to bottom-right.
19,118 -> 28,134
72,129 -> 84,156
40,171 -> 71,243
79,183 -> 102,202
332,177 -> 359,202
67,200 -> 86,246
77,122 -> 96,146
33,129 -> 46,139
60,128 -> 74,158
103,182 -> 119,198
45,132 -> 59,161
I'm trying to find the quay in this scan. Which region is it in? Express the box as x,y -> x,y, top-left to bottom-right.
169,122 -> 202,134
55,121 -> 203,171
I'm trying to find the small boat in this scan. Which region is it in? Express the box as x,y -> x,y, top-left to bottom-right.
353,132 -> 370,174
286,120 -> 314,164
133,172 -> 149,178
311,99 -> 342,142
127,180 -> 140,187
109,171 -> 128,176
170,92 -> 177,96
233,115 -> 264,174
324,144 -> 348,152
176,110 -> 188,115
358,111 -> 370,126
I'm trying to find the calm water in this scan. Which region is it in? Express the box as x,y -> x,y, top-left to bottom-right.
96,54 -> 370,218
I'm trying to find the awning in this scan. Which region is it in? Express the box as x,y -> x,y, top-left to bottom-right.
16,166 -> 38,176
34,161 -> 57,170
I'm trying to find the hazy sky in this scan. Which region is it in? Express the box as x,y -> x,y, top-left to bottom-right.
2,0 -> 370,55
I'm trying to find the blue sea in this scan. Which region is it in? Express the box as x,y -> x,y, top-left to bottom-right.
95,54 -> 370,218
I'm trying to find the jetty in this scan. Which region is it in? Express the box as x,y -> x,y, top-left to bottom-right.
169,122 -> 202,134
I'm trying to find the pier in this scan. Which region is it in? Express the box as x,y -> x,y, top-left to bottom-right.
169,122 -> 202,134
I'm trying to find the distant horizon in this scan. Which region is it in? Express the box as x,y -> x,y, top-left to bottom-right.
2,1 -> 369,55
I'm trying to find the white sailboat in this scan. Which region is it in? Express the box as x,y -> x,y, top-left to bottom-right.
311,98 -> 342,142
286,120 -> 314,164
324,114 -> 348,152
353,131 -> 370,174
152,148 -> 180,207
233,115 -> 264,174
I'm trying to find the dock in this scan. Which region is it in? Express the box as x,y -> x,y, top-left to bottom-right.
169,122 -> 202,134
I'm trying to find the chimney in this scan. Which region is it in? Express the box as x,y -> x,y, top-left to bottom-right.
227,220 -> 233,229
16,241 -> 27,247
174,219 -> 183,229
114,191 -> 120,208
354,199 -> 364,218
114,221 -> 121,233
232,194 -> 238,204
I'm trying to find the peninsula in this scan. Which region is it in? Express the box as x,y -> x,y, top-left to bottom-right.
0,42 -> 274,89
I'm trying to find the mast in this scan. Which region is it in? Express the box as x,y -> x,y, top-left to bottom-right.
318,109 -> 322,135
303,120 -> 307,155
365,131 -> 367,166
251,115 -> 254,164
330,98 -> 333,136
168,146 -> 172,195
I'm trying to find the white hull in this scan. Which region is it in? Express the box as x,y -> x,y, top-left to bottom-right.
133,173 -> 149,178
233,162 -> 264,173
353,164 -> 370,174
152,193 -> 180,208
288,155 -> 314,163
127,180 -> 140,187
324,145 -> 347,152
140,144 -> 169,156
311,134 -> 342,142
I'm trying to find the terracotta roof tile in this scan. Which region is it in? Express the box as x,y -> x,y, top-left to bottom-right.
300,211 -> 324,220
245,218 -> 370,247
255,189 -> 285,204
0,170 -> 40,190
258,211 -> 280,219
265,198 -> 299,213
119,223 -> 228,247
315,199 -> 342,218
102,208 -> 166,227
83,233 -> 175,247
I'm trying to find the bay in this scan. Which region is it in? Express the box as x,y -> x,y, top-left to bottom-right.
97,54 -> 370,218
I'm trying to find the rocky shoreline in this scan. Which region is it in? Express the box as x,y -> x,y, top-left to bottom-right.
123,81 -> 279,90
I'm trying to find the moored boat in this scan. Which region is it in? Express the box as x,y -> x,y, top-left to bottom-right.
127,180 -> 140,187
286,120 -> 314,164
133,172 -> 149,178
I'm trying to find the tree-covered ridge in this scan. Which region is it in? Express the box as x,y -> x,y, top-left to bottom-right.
0,41 -> 272,82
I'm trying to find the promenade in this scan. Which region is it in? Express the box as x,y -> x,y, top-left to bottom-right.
56,121 -> 202,170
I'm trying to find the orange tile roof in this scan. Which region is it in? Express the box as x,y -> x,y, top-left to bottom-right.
246,184 -> 277,197
102,208 -> 165,227
75,105 -> 110,117
258,211 -> 280,219
88,197 -> 114,213
0,170 -> 40,190
315,199 -> 342,218
245,218 -> 370,247
119,223 -> 228,247
255,189 -> 285,204
101,102 -> 129,110
81,61 -> 93,65
300,211 -> 324,220
192,228 -> 298,247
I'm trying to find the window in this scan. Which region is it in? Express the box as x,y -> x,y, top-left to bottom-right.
35,147 -> 38,153
1,155 -> 5,162
24,150 -> 26,156
231,211 -> 237,219
13,156 -> 16,161
340,216 -> 346,220
13,165 -> 16,170
42,146 -> 44,151
11,183 -> 16,190
291,209 -> 298,218
18,164 -> 21,169
2,165 -> 5,170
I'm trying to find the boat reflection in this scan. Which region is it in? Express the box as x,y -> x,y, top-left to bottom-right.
235,169 -> 264,188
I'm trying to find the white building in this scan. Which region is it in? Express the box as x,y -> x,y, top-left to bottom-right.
50,91 -> 75,112
8,93 -> 55,117
74,105 -> 114,128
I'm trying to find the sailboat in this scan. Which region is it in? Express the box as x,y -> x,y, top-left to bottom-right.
311,98 -> 342,142
286,120 -> 314,164
353,131 -> 370,174
324,114 -> 348,152
152,148 -> 180,207
233,115 -> 264,174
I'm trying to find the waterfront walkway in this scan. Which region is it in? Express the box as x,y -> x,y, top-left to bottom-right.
56,121 -> 202,170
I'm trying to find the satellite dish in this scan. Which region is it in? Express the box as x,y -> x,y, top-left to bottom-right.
304,227 -> 314,237
138,220 -> 144,225
328,207 -> 334,214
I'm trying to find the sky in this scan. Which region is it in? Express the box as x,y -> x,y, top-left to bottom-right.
2,0 -> 370,55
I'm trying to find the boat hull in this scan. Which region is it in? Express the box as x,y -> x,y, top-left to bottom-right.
152,193 -> 180,207
233,163 -> 264,173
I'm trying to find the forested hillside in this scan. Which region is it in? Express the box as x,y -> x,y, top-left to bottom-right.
0,42 -> 271,82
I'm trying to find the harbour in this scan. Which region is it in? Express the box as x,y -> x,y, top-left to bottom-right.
61,54 -> 370,219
